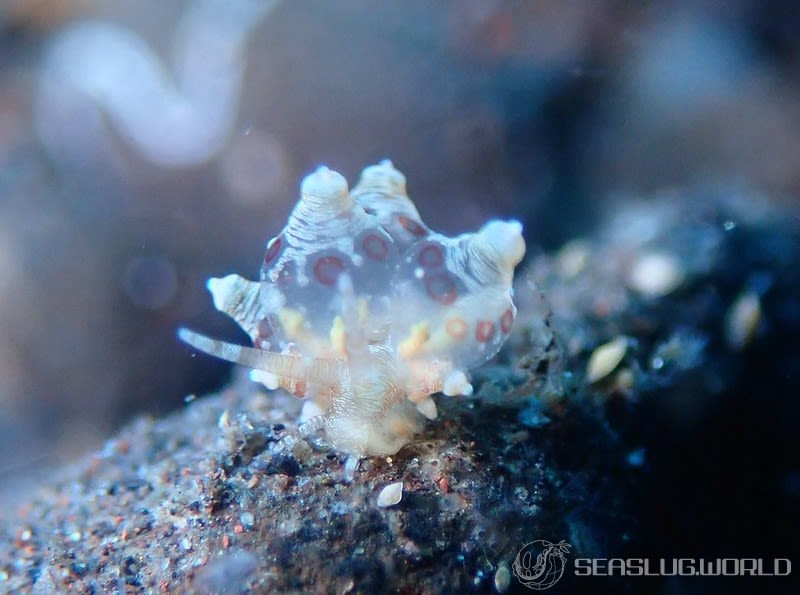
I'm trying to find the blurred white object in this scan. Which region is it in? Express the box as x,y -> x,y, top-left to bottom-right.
36,0 -> 278,167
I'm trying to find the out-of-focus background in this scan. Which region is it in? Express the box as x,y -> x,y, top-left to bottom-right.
1,0 -> 798,473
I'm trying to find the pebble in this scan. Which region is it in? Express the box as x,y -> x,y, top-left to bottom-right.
555,239 -> 590,278
627,252 -> 684,297
725,290 -> 761,349
240,512 -> 255,529
586,336 -> 628,383
494,563 -> 511,592
376,482 -> 404,508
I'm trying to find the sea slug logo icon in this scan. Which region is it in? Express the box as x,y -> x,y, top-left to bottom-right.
513,539 -> 571,590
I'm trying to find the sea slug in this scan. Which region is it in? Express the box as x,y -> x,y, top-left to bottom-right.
180,160 -> 525,466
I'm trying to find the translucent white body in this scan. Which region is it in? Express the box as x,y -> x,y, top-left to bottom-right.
180,160 -> 525,458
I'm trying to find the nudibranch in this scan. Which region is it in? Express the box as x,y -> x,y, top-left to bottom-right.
180,160 -> 525,463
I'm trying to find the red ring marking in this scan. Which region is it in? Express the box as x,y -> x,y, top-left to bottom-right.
362,233 -> 388,261
264,236 -> 282,265
476,320 -> 496,343
397,215 -> 427,238
418,243 -> 444,268
313,255 -> 346,286
425,272 -> 458,305
500,308 -> 514,333
445,317 -> 468,340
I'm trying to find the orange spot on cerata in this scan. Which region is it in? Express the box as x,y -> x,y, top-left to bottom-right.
293,380 -> 307,398
445,317 -> 468,340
